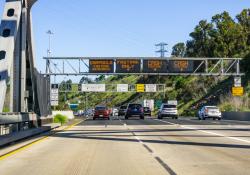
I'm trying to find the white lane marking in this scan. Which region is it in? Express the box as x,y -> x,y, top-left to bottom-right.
134,136 -> 143,144
155,119 -> 250,144
120,119 -> 178,174
154,119 -> 179,125
182,125 -> 250,144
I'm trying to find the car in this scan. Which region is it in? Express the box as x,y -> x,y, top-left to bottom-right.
158,103 -> 178,119
112,108 -> 119,116
118,105 -> 127,116
93,106 -> 110,120
125,104 -> 144,120
73,111 -> 79,116
198,106 -> 222,120
143,107 -> 151,116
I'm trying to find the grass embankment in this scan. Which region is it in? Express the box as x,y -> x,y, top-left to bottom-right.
61,73 -> 250,116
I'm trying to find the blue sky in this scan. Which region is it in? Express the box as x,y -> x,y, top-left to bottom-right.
0,0 -> 249,75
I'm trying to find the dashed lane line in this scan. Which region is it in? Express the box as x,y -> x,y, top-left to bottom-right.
120,118 -> 177,175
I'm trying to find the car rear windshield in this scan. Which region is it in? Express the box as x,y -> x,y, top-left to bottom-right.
144,107 -> 150,110
163,105 -> 176,108
207,107 -> 219,110
120,106 -> 127,109
128,104 -> 142,109
95,106 -> 106,110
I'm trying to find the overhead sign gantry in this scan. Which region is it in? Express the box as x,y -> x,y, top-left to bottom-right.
43,57 -> 243,76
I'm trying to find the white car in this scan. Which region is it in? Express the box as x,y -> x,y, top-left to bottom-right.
158,103 -> 178,119
112,108 -> 119,116
198,106 -> 222,120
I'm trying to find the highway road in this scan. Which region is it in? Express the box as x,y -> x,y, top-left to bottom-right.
0,117 -> 250,175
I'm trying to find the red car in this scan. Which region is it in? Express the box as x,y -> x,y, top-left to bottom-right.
93,106 -> 110,120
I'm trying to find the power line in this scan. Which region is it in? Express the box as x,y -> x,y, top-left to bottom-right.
155,42 -> 168,58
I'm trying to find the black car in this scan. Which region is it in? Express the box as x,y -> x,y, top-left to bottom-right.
143,107 -> 151,116
118,105 -> 127,116
125,104 -> 144,120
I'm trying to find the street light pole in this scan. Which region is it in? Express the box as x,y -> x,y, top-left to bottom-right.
46,30 -> 54,76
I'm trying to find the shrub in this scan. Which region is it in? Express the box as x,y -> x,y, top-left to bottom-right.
220,103 -> 234,112
54,114 -> 68,125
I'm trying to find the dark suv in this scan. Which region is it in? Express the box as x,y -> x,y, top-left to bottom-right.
118,105 -> 127,116
125,104 -> 144,120
143,107 -> 151,116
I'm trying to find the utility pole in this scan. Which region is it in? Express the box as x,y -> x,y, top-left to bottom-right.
155,42 -> 168,58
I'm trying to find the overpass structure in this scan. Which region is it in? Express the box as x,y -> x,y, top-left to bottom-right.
0,0 -> 50,116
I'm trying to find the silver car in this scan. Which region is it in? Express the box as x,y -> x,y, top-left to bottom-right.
198,106 -> 222,120
158,103 -> 178,119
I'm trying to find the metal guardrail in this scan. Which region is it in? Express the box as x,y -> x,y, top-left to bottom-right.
0,113 -> 38,136
0,121 -> 36,136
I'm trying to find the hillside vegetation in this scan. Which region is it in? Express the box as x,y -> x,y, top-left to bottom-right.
57,9 -> 250,116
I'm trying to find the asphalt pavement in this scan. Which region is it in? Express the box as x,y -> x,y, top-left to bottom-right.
0,116 -> 250,175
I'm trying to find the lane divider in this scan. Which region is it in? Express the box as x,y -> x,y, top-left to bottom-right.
0,119 -> 85,161
121,119 -> 177,175
154,119 -> 250,144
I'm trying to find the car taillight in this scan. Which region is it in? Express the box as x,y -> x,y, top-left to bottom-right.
140,108 -> 144,112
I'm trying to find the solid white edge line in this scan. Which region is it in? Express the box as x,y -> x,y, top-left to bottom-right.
154,119 -> 250,144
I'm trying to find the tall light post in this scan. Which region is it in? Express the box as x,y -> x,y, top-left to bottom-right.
46,30 -> 56,83
46,30 -> 54,74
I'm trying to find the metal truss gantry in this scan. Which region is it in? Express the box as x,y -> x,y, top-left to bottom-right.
43,57 -> 244,76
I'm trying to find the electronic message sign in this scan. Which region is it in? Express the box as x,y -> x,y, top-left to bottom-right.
169,60 -> 194,73
89,60 -> 114,73
143,60 -> 168,73
116,59 -> 141,73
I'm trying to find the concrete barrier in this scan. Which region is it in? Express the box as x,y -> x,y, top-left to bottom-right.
222,112 -> 250,121
0,123 -> 60,147
0,112 -> 38,125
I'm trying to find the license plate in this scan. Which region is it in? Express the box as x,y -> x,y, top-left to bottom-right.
99,115 -> 103,117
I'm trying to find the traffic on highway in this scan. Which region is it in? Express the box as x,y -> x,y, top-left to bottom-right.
1,116 -> 250,175
0,0 -> 249,175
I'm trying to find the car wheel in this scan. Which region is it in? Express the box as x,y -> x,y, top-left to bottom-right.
93,118 -> 96,120
218,118 -> 221,120
125,115 -> 128,120
175,117 -> 178,119
213,118 -> 215,120
140,116 -> 144,120
158,115 -> 163,119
